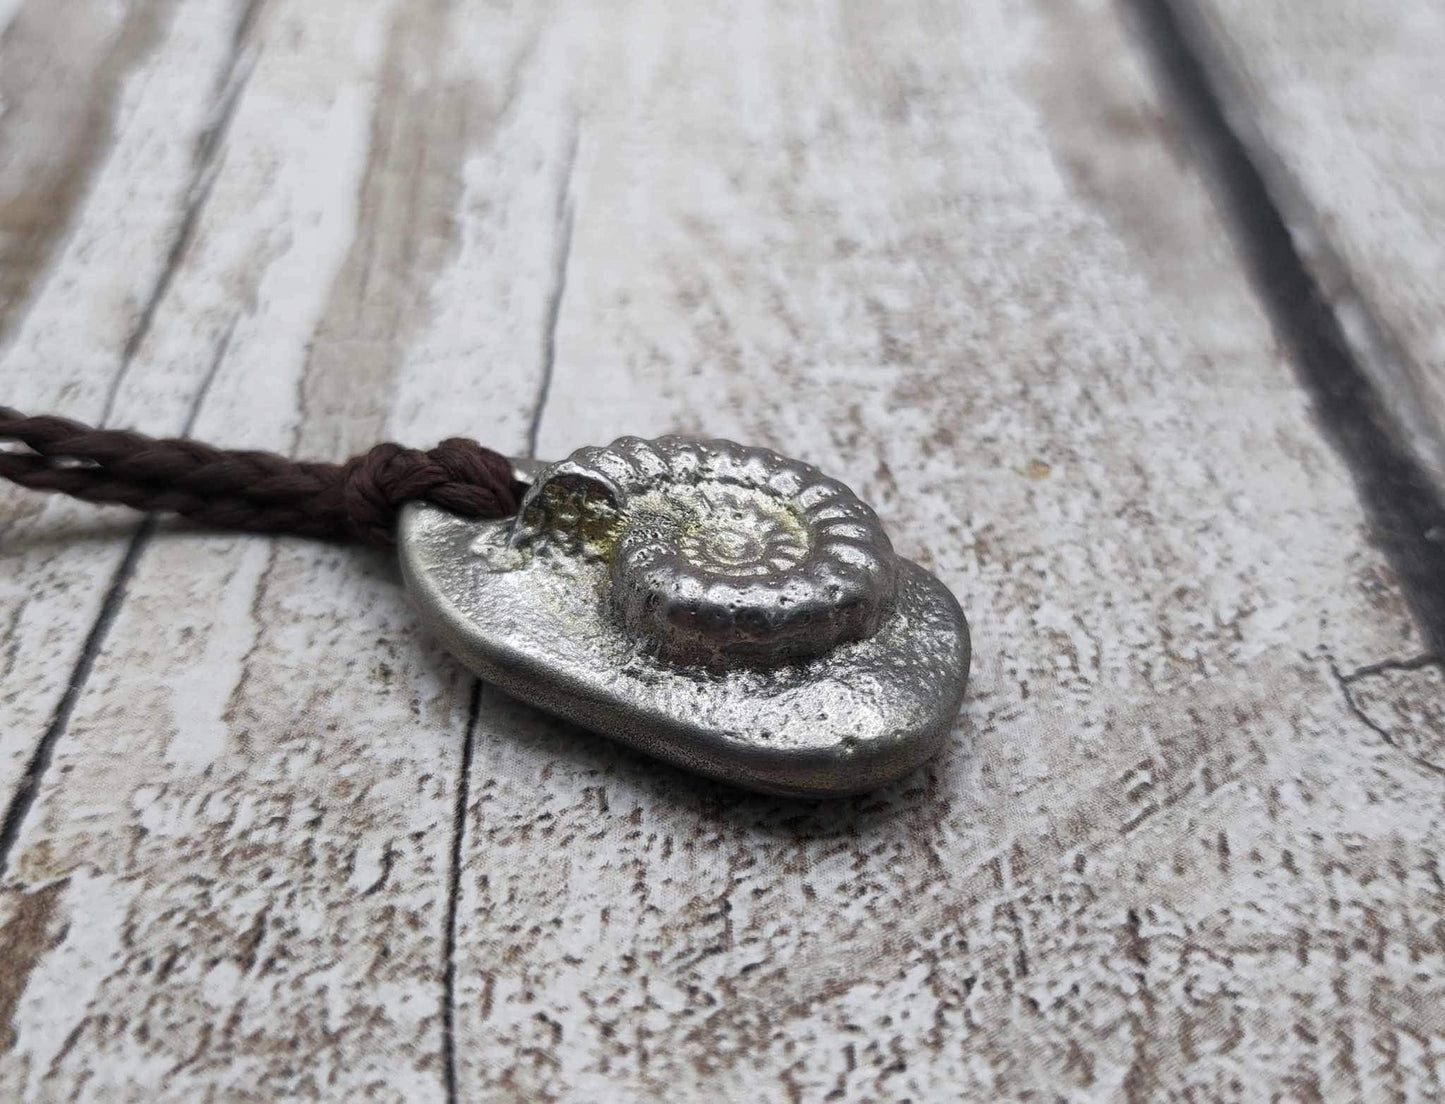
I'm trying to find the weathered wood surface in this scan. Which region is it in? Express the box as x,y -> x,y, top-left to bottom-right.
0,1 -> 1442,1101
1172,0 -> 1445,493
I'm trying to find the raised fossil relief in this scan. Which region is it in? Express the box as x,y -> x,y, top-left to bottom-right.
400,436 -> 971,796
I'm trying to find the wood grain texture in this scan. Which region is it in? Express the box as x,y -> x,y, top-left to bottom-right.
1,0 -> 559,1098
453,1 -> 1445,1099
0,0 -> 1441,1100
0,0 -> 243,821
1172,0 -> 1445,493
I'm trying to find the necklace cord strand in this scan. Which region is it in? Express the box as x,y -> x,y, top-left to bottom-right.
0,407 -> 519,546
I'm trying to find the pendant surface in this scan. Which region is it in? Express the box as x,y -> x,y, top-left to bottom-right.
399,437 -> 970,796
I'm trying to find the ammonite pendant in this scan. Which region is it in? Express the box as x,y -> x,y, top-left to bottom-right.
399,437 -> 970,796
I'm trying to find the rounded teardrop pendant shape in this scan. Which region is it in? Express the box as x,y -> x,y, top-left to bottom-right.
400,436 -> 970,797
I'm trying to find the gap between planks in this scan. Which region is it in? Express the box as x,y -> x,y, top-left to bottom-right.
0,318 -> 237,878
1122,0 -> 1445,658
441,118 -> 577,1102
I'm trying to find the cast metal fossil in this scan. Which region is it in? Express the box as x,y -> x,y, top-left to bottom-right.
400,436 -> 970,796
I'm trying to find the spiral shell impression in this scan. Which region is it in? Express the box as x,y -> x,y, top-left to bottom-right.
400,433 -> 972,794
514,437 -> 898,668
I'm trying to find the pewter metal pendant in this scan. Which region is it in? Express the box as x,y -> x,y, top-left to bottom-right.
399,437 -> 970,796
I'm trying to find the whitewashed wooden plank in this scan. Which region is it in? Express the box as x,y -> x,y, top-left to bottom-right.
0,0 -> 254,816
2,0 -> 1442,1100
0,0 -> 563,1100
1171,0 -> 1445,492
447,1 -> 1445,1100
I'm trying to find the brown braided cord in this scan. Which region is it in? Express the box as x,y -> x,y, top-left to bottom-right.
0,407 -> 519,546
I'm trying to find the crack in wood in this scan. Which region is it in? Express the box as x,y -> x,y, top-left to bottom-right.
1124,0 -> 1445,659
526,119 -> 580,462
360,839 -> 397,897
1330,658 -> 1445,778
0,0 -> 174,344
1157,0 -> 1445,499
1337,653 -> 1443,683
0,517 -> 154,877
98,0 -> 265,428
0,318 -> 232,878
442,679 -> 484,1104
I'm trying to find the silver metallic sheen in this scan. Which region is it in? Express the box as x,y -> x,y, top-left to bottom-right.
399,437 -> 970,796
